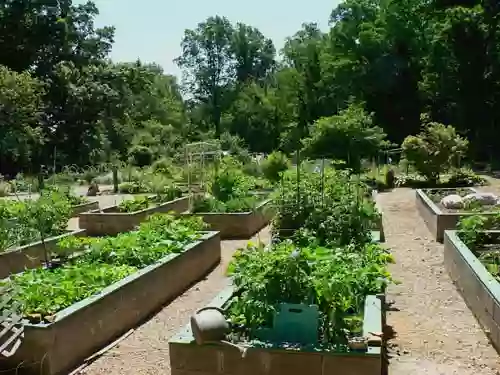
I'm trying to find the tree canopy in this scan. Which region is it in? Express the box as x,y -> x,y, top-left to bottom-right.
1,0 -> 500,174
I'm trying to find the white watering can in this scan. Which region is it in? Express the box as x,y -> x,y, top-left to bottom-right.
190,306 -> 248,358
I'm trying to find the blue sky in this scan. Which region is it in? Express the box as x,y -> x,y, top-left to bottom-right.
82,0 -> 340,77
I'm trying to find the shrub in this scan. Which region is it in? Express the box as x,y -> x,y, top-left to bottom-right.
302,104 -> 389,172
446,168 -> 487,187
402,121 -> 468,183
118,182 -> 141,194
128,145 -> 154,167
261,151 -> 290,182
151,158 -> 174,176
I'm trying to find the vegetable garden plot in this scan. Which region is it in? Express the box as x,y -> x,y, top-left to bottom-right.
444,230 -> 500,353
416,188 -> 500,242
170,241 -> 391,375
181,199 -> 274,239
0,214 -> 221,375
79,195 -> 189,236
69,200 -> 99,216
170,291 -> 383,375
0,229 -> 86,279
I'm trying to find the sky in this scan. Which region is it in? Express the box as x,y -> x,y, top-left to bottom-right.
82,0 -> 341,78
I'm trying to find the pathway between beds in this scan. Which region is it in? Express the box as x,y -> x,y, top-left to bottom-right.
380,188 -> 500,374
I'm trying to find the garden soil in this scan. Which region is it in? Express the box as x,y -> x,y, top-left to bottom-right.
79,187 -> 500,375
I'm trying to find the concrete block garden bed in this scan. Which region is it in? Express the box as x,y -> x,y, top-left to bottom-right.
444,230 -> 500,351
181,199 -> 274,240
415,187 -> 498,242
0,231 -> 221,375
70,200 -> 99,217
0,229 -> 86,279
79,196 -> 189,236
169,288 -> 383,375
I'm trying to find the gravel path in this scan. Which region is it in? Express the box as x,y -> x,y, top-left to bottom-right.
380,188 -> 500,374
80,227 -> 271,375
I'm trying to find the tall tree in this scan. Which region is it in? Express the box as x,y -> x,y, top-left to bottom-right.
176,16 -> 234,137
231,23 -> 276,84
0,66 -> 45,175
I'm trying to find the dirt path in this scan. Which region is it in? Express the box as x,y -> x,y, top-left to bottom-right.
80,228 -> 270,375
379,188 -> 500,374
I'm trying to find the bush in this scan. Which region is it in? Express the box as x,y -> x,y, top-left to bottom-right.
402,121 -> 468,183
151,158 -> 174,176
302,104 -> 389,171
261,151 -> 290,182
118,182 -> 141,194
128,146 -> 154,167
446,168 -> 487,187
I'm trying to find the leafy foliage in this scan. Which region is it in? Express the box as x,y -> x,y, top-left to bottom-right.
117,192 -> 183,213
2,0 -> 500,174
272,167 -> 380,247
226,240 -> 394,346
458,213 -> 500,280
0,191 -> 72,252
261,151 -> 290,182
9,264 -> 137,321
303,104 -> 390,171
118,196 -> 151,213
192,157 -> 262,213
402,121 -> 469,182
5,214 -> 206,321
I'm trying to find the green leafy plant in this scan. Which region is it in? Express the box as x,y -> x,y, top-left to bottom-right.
302,104 -> 390,172
5,214 -> 207,322
10,263 -> 138,321
272,166 -> 380,247
226,240 -> 394,347
43,185 -> 89,206
261,151 -> 290,182
402,121 -> 468,184
0,191 -> 72,253
118,195 -> 150,212
192,156 -> 263,213
446,168 -> 487,187
458,213 -> 500,280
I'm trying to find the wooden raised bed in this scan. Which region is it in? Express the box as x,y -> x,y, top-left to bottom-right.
415,187 -> 499,242
0,231 -> 221,375
169,287 -> 383,375
181,199 -> 274,240
444,230 -> 500,352
79,196 -> 190,236
70,200 -> 99,217
0,229 -> 86,279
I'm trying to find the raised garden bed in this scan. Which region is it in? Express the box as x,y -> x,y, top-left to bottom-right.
0,231 -> 221,375
0,229 -> 86,279
79,196 -> 190,236
416,187 -> 500,242
169,287 -> 383,375
444,230 -> 500,352
181,199 -> 274,240
70,200 -> 99,217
